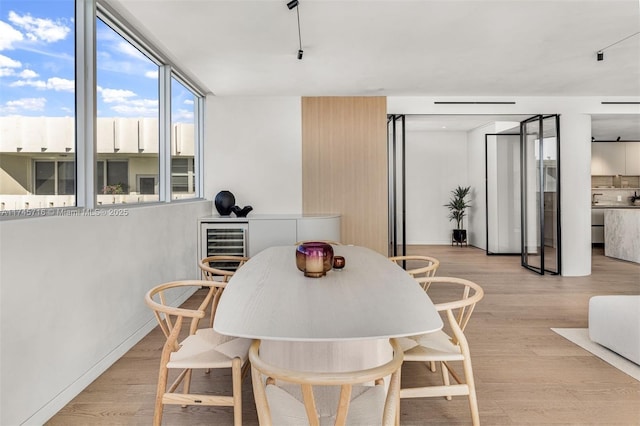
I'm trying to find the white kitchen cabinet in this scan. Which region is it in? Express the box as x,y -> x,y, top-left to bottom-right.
248,219 -> 297,256
591,142 -> 626,175
591,209 -> 604,244
625,142 -> 640,175
198,214 -> 341,259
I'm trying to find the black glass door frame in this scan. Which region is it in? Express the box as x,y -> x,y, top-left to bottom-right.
387,114 -> 406,260
520,114 -> 561,275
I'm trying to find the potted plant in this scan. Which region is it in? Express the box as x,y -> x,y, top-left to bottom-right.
444,185 -> 472,244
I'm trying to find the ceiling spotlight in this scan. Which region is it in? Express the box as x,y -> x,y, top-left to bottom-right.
616,136 -> 621,141
287,0 -> 304,60
596,31 -> 640,62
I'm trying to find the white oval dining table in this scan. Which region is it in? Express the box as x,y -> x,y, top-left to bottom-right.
214,245 -> 443,371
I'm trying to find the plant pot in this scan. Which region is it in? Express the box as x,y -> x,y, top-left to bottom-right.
453,229 -> 467,243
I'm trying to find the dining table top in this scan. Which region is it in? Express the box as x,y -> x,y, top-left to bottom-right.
213,245 -> 443,342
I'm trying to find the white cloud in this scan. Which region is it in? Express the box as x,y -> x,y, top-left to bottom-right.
0,53 -> 21,77
144,70 -> 157,79
0,53 -> 21,68
100,88 -> 137,103
47,77 -> 74,92
98,86 -> 158,117
10,79 -> 46,89
8,11 -> 70,43
116,41 -> 146,60
111,99 -> 157,116
0,97 -> 46,114
9,77 -> 74,92
19,69 -> 38,78
173,108 -> 194,122
184,99 -> 194,105
0,20 -> 24,50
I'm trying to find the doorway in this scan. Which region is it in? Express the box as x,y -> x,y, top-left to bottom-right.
485,133 -> 521,255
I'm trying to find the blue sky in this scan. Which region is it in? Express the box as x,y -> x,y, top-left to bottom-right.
0,0 -> 194,121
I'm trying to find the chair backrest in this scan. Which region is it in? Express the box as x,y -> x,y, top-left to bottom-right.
416,276 -> 484,344
294,240 -> 342,246
199,255 -> 249,282
388,255 -> 440,280
145,280 -> 226,341
249,338 -> 403,426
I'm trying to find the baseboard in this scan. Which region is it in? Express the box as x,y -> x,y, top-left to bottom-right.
23,288 -> 196,425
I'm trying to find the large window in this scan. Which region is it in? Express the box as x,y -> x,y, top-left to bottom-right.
171,77 -> 197,199
96,17 -> 159,204
0,0 -> 204,214
0,0 -> 76,210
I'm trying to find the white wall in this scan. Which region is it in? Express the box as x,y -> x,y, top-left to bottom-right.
205,96 -> 302,214
560,114 -> 593,276
466,123 -> 497,249
0,200 -> 211,425
405,130 -> 468,244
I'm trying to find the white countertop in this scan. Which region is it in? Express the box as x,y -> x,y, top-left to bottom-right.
200,213 -> 341,221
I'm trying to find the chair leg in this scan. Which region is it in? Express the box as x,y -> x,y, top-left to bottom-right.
461,357 -> 480,426
181,368 -> 193,407
232,357 -> 243,426
153,366 -> 168,426
440,362 -> 452,401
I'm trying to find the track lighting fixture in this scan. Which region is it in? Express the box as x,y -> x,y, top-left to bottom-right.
596,31 -> 640,61
286,0 -> 304,60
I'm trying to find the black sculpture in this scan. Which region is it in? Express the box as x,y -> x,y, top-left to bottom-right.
214,190 -> 235,216
231,205 -> 253,218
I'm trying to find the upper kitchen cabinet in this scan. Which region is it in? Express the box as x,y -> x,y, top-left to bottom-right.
591,142 -> 626,175
625,143 -> 640,175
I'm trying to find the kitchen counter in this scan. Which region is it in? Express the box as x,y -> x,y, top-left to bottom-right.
592,204 -> 640,209
604,209 -> 640,264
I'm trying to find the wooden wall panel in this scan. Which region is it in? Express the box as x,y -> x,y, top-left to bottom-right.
302,97 -> 388,254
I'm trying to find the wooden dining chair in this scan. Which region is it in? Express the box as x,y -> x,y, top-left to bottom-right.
398,277 -> 484,426
250,338 -> 404,426
198,255 -> 249,327
388,255 -> 440,281
145,280 -> 251,426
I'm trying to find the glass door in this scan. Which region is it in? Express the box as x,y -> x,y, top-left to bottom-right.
521,115 -> 561,274
387,114 -> 406,258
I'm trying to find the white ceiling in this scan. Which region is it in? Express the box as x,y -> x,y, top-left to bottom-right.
104,0 -> 640,138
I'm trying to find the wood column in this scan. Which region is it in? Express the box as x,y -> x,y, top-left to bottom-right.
302,97 -> 388,254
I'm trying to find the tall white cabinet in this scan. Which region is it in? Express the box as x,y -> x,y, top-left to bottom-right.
198,214 -> 341,260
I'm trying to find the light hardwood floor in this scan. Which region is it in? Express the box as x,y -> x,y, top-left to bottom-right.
47,246 -> 640,425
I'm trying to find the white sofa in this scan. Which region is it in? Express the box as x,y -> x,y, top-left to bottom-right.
588,295 -> 640,365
